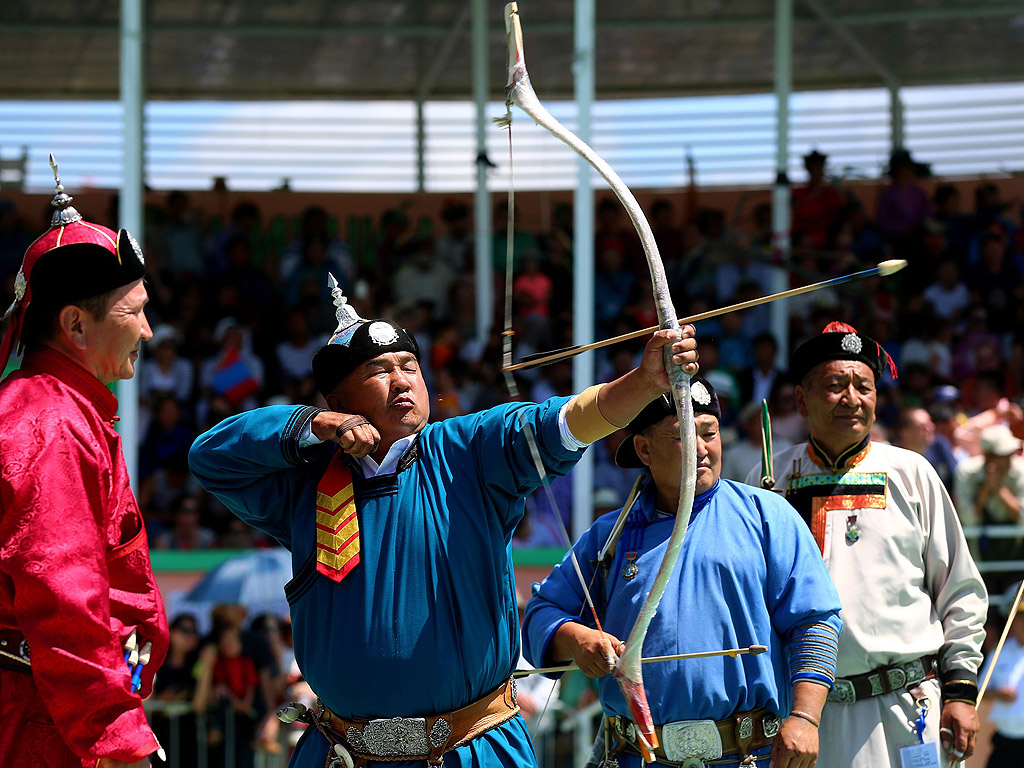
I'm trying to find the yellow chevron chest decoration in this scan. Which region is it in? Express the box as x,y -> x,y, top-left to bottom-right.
315,452 -> 360,582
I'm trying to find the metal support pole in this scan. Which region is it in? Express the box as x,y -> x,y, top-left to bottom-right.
472,0 -> 492,345
169,713 -> 180,768
889,85 -> 905,150
416,97 -> 426,192
571,0 -> 595,540
225,706 -> 235,767
414,4 -> 471,194
197,711 -> 208,768
119,0 -> 144,489
770,0 -> 793,363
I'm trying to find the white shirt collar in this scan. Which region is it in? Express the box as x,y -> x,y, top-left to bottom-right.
356,433 -> 418,477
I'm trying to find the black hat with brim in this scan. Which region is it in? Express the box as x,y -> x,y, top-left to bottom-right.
614,376 -> 721,469
803,150 -> 827,166
1,158 -> 148,369
789,321 -> 895,384
28,232 -> 146,310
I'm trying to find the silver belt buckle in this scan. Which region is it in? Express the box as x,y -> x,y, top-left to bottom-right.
661,719 -> 723,764
347,717 -> 431,757
868,673 -> 884,696
902,658 -> 926,685
886,666 -> 908,690
828,678 -> 856,703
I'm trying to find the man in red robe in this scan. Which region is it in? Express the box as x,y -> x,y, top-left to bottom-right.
0,160 -> 169,767
791,149 -> 846,250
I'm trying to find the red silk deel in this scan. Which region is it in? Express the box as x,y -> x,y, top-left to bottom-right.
0,348 -> 168,765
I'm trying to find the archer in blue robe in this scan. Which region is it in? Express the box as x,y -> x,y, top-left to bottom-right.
522,477 -> 843,768
190,399 -> 582,768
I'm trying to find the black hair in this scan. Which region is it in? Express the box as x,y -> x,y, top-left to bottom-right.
929,402 -> 956,423
933,185 -> 958,207
977,371 -> 1004,394
171,613 -> 199,632
20,289 -> 118,350
232,202 -> 260,222
752,332 -> 778,349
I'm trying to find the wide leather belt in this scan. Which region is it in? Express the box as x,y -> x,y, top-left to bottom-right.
0,627 -> 31,673
609,707 -> 781,766
828,654 -> 936,704
314,678 -> 519,765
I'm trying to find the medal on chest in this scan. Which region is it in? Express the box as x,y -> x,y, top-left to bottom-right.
622,551 -> 639,581
845,514 -> 860,544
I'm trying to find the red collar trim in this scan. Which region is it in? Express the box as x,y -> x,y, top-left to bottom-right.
20,347 -> 118,422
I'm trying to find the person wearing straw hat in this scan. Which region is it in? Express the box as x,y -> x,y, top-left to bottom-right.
755,321 -> 988,767
0,160 -> 168,767
189,278 -> 698,768
523,377 -> 842,768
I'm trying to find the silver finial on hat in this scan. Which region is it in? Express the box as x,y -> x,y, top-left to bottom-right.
48,153 -> 83,227
328,273 -> 364,336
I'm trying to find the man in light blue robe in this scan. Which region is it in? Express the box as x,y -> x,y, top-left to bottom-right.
523,378 -> 842,768
189,285 -> 699,768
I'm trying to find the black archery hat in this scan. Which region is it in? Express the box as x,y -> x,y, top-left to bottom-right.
789,321 -> 896,384
614,376 -> 721,469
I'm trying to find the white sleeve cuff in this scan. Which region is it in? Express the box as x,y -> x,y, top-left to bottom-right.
299,422 -> 325,448
558,402 -> 588,452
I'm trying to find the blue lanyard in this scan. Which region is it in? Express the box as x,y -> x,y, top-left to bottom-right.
914,697 -> 930,744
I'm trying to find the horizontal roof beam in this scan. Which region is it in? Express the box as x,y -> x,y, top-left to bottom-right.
799,0 -> 900,90
3,4 -> 1021,36
8,70 -> 1024,102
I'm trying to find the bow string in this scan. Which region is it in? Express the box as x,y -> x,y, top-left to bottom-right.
502,5 -> 696,760
496,13 -> 608,654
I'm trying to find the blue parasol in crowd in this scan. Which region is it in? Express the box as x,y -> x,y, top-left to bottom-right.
182,548 -> 293,620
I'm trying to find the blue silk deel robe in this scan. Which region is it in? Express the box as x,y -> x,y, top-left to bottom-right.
190,399 -> 581,768
523,478 -> 843,768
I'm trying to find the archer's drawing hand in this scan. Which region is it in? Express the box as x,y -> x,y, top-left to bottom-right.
312,411 -> 381,459
554,623 -> 625,678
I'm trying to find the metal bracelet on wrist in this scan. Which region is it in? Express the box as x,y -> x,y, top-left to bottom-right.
788,710 -> 820,728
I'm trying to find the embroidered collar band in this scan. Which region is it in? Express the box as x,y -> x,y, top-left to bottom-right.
806,434 -> 871,471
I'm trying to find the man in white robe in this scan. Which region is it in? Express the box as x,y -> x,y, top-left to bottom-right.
751,321 -> 987,768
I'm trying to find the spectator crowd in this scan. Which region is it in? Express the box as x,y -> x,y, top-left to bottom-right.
2,148 -> 1022,575
2,147 -> 1022,766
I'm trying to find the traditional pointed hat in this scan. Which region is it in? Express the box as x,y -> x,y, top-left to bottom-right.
0,154 -> 146,369
803,149 -> 827,167
311,274 -> 419,397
